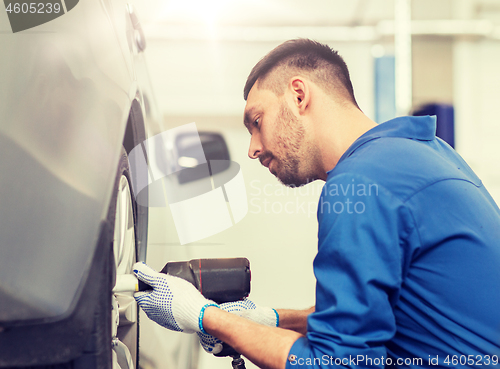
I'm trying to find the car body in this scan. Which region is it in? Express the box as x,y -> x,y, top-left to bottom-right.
0,1 -> 164,367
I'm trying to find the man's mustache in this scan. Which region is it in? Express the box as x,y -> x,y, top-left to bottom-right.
259,152 -> 274,166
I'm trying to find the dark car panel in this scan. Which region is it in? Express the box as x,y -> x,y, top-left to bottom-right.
0,4 -> 164,369
0,0 -> 135,324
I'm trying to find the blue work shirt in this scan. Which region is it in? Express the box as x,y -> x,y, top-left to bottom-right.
287,116 -> 500,368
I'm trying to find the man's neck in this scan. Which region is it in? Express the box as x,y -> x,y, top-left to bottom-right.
314,105 -> 377,178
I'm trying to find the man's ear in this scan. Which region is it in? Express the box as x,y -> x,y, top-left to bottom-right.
290,77 -> 309,115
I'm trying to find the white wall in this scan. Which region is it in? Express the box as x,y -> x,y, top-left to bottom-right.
144,40 -> 374,119
453,39 -> 500,203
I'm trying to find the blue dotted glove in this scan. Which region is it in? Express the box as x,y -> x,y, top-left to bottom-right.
197,298 -> 279,354
133,262 -> 218,333
197,331 -> 224,354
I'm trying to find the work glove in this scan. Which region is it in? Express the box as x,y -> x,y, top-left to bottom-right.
197,298 -> 279,354
133,262 -> 218,334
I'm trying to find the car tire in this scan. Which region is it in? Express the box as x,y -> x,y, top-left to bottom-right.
5,149 -> 143,369
71,146 -> 140,369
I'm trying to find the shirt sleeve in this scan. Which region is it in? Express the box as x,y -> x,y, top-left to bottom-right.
286,173 -> 413,368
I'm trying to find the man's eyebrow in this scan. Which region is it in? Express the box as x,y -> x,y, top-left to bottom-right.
243,107 -> 257,131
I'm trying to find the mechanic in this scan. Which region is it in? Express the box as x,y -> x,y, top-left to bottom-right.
133,39 -> 500,368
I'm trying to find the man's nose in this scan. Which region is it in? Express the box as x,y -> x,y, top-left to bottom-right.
248,134 -> 262,159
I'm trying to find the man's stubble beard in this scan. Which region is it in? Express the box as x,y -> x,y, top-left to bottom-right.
272,102 -> 320,187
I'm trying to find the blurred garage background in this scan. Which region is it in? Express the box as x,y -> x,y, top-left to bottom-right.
128,1 -> 500,368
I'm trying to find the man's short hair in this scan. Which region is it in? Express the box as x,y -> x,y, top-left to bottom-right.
244,39 -> 360,109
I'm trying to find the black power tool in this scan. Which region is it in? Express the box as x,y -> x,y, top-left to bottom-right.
138,257 -> 251,368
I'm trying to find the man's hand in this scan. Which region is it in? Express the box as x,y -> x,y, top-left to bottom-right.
197,298 -> 278,354
133,262 -> 218,333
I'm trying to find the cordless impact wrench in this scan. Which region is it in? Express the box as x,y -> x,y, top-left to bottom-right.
114,258 -> 251,368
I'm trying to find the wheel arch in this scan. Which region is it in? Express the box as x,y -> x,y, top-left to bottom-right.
121,98 -> 148,263
123,98 -> 147,156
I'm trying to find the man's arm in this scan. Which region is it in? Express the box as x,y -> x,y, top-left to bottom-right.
203,306 -> 303,369
276,307 -> 314,335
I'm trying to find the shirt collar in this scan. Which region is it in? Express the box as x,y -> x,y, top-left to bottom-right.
328,115 -> 437,174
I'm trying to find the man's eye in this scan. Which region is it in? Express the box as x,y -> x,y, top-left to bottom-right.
253,118 -> 260,128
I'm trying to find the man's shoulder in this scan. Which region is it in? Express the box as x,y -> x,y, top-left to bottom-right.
329,135 -> 480,202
